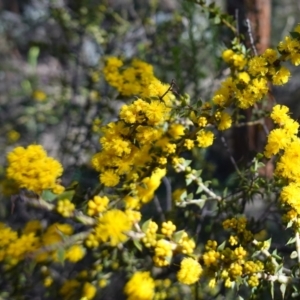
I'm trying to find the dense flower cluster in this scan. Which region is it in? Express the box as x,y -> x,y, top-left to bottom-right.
264,104 -> 300,218
6,145 -> 64,194
213,24 -> 300,110
124,271 -> 155,300
86,209 -> 132,247
2,12 -> 300,299
177,257 -> 203,285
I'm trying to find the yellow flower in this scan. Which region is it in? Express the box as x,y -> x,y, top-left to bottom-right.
222,49 -> 234,63
248,56 -> 268,76
197,130 -> 214,148
264,128 -> 291,158
87,196 -> 109,216
6,145 -> 63,194
124,271 -> 155,300
0,224 -> 18,248
218,112 -> 232,131
161,221 -> 176,237
57,199 -> 75,218
153,239 -> 173,267
95,209 -> 132,246
270,105 -> 290,125
168,124 -> 185,140
272,66 -> 290,85
100,169 -> 120,187
263,48 -> 278,64
81,282 -> 97,300
198,116 -> 208,127
66,245 -> 86,262
177,257 -> 202,285
60,279 -> 80,297
238,72 -> 251,84
23,220 -> 42,235
7,130 -> 20,143
32,89 -> 47,101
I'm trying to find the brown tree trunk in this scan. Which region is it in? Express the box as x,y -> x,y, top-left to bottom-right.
227,0 -> 272,174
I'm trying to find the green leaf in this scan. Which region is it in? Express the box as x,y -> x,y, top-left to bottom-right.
194,170 -> 202,177
286,220 -> 294,229
256,153 -> 264,160
180,190 -> 187,201
141,219 -> 152,233
57,248 -> 65,265
214,15 -> 221,24
57,190 -> 76,201
286,237 -> 296,245
187,193 -> 194,200
41,190 -> 57,202
133,239 -> 143,252
196,185 -> 203,194
217,241 -> 226,251
28,46 -> 40,68
290,31 -> 300,40
183,160 -> 192,167
193,199 -> 206,208
165,254 -> 173,265
185,177 -> 193,186
173,230 -> 186,243
280,283 -> 287,299
290,251 -> 298,259
270,281 -> 274,300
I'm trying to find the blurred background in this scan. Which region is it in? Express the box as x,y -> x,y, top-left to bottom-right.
0,0 -> 299,166
0,0 -> 299,208
0,1 -> 299,299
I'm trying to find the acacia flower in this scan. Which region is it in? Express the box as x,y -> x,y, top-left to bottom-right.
177,257 -> 203,285
124,271 -> 155,300
95,209 -> 132,246
6,144 -> 63,194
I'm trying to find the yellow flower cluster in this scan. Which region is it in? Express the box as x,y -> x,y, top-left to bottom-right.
65,245 -> 85,263
153,239 -> 173,267
87,195 -> 109,216
195,217 -> 265,288
56,198 -> 75,218
124,271 -> 155,300
103,57 -> 155,97
6,129 -> 20,143
94,57 -> 217,211
177,232 -> 196,255
6,145 -> 64,194
142,221 -> 158,248
264,105 -> 300,215
177,257 -> 203,285
278,24 -> 300,66
36,223 -> 74,262
161,221 -> 176,237
214,25 -> 300,111
0,222 -> 39,266
81,282 -> 97,300
86,209 -> 132,247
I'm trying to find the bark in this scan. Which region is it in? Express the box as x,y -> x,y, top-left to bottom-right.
227,0 -> 272,175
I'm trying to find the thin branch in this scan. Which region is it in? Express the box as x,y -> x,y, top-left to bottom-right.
153,195 -> 166,222
295,232 -> 300,265
220,134 -> 241,175
162,177 -> 172,212
245,18 -> 258,56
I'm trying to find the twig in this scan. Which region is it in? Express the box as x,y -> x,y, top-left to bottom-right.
295,232 -> 300,265
245,18 -> 258,56
220,134 -> 241,175
153,195 -> 166,222
162,177 -> 172,212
